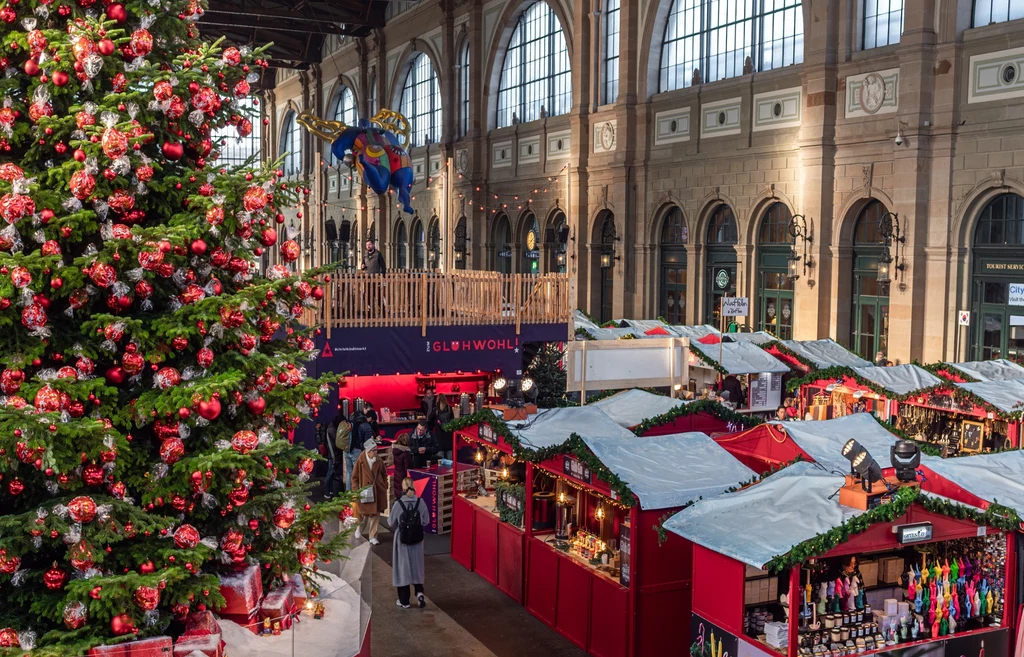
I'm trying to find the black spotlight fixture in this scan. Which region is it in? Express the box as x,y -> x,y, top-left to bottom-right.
841,439 -> 866,476
852,450 -> 887,493
890,440 -> 921,483
521,376 -> 539,403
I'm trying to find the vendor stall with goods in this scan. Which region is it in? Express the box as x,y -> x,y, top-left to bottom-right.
688,339 -> 792,413
664,459 -> 1017,657
761,340 -> 872,375
792,364 -> 942,423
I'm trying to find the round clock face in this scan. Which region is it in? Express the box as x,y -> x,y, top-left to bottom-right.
860,73 -> 886,114
601,122 -> 615,150
527,230 -> 536,251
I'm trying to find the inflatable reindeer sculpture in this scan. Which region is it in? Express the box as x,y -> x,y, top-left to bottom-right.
298,108 -> 416,214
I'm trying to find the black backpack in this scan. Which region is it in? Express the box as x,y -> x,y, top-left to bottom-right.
397,499 -> 424,545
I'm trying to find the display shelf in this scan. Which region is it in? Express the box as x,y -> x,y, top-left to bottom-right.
533,533 -> 626,589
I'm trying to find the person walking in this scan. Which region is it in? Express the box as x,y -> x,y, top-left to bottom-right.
361,239 -> 386,274
434,394 -> 454,460
327,415 -> 351,498
389,477 -> 430,609
391,433 -> 415,503
352,440 -> 388,545
363,400 -> 380,437
410,420 -> 439,468
345,409 -> 374,491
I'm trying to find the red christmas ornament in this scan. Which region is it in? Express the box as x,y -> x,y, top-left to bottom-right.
101,127 -> 128,159
205,206 -> 224,225
69,540 -> 94,572
197,347 -> 214,368
160,437 -> 185,464
0,368 -> 24,394
34,384 -> 63,412
8,478 -> 24,495
173,524 -> 200,549
161,140 -> 184,161
110,614 -> 136,636
70,170 -> 96,200
21,302 -> 47,332
154,367 -> 181,389
63,601 -> 89,630
309,522 -> 325,543
130,29 -> 153,56
105,366 -> 127,386
0,193 -> 36,223
44,562 -> 68,590
259,228 -> 278,246
82,463 -> 104,486
121,351 -> 145,374
98,38 -> 115,56
106,3 -> 127,22
231,430 -> 258,454
88,262 -> 116,288
133,585 -> 160,610
273,505 -> 296,529
0,628 -> 17,648
197,397 -> 221,420
227,484 -> 249,507
190,239 -> 207,255
297,546 -> 317,566
298,457 -> 314,475
68,496 -> 97,523
51,70 -> 70,87
139,561 -> 155,574
242,186 -> 268,212
245,397 -> 266,416
280,239 -> 300,262
0,549 -> 20,574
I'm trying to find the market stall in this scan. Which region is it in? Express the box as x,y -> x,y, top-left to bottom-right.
689,340 -> 792,413
450,405 -> 756,657
795,364 -> 942,423
894,378 -> 1024,455
664,461 -> 1016,657
590,389 -> 747,435
932,359 -> 1024,384
762,339 -> 871,375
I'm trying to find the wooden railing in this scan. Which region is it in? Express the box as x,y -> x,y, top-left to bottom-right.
304,271 -> 571,336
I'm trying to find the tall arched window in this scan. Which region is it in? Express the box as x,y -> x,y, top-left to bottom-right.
659,208 -> 688,324
756,203 -> 795,339
548,211 -> 568,273
863,0 -> 904,49
660,0 -> 803,92
497,1 -> 571,128
604,0 -> 620,105
598,213 -> 616,323
328,86 -> 356,165
850,200 -> 891,359
280,110 -> 302,177
213,97 -> 261,167
974,0 -> 1024,25
400,53 -> 442,147
428,218 -> 441,269
971,193 -> 1024,361
493,213 -> 512,274
368,72 -> 377,117
411,217 -> 426,269
459,42 -> 471,138
396,221 -> 408,270
704,205 -> 738,325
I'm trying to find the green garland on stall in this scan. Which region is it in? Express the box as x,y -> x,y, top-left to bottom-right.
619,333 -> 638,340
445,411 -> 521,450
575,327 -> 597,340
918,361 -> 979,383
759,340 -> 818,371
764,486 -> 1024,573
632,399 -> 763,435
526,433 -> 637,506
495,481 -> 526,528
690,345 -> 730,375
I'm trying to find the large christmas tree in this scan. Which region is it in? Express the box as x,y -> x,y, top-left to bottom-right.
0,1 -> 349,654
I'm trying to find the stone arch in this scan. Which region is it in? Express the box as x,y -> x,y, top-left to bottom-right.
646,194 -> 687,243
953,175 -> 1024,250
744,188 -> 799,246
835,187 -> 897,245
388,39 -> 445,111
694,193 -> 740,246
483,0 -> 575,132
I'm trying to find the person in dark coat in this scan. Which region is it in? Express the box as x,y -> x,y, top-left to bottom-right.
720,374 -> 745,408
434,394 -> 454,459
389,477 -> 430,608
362,240 -> 386,274
345,410 -> 374,491
410,421 -> 439,468
352,440 -> 388,545
420,388 -> 438,427
391,432 -> 415,502
363,401 -> 380,437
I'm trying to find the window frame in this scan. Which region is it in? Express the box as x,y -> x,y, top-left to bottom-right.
400,53 -> 442,147
280,110 -> 302,178
328,86 -> 357,165
603,0 -> 621,105
706,205 -> 739,245
368,72 -> 378,118
459,42 -> 471,138
861,0 -> 905,50
496,1 -> 572,128
972,0 -> 1024,27
213,97 -> 261,168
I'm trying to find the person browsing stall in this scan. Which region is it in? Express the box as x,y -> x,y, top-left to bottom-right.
410,420 -> 439,468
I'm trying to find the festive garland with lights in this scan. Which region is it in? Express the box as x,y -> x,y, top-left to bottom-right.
763,486 -> 1023,572
632,399 -> 763,435
759,340 -> 818,372
689,345 -> 730,375
918,361 -> 978,384
494,482 -> 526,528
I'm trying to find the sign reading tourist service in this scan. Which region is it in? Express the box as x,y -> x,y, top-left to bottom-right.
721,297 -> 750,317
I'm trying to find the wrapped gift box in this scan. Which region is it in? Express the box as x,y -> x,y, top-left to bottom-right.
184,611 -> 221,637
172,633 -> 223,657
130,636 -> 172,657
218,610 -> 259,635
285,573 -> 307,608
261,586 -> 297,629
89,644 -> 133,657
218,564 -> 263,616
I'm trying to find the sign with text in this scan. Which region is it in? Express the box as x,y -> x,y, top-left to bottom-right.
721,297 -> 750,317
478,423 -> 498,445
562,456 -> 593,484
895,522 -> 933,544
1009,283 -> 1024,306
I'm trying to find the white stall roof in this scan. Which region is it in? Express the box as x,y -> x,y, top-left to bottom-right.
724,331 -> 777,345
779,339 -> 871,369
590,389 -> 688,427
665,325 -> 721,340
944,359 -> 1024,382
775,414 -> 899,474
664,461 -> 858,569
616,319 -> 669,333
577,326 -> 642,340
508,406 -> 637,450
924,451 -> 1024,517
954,378 -> 1024,414
574,310 -> 600,330
581,432 -> 755,510
691,340 -> 791,375
850,364 -> 943,396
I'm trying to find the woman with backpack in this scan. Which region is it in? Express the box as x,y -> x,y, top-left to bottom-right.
389,477 -> 429,609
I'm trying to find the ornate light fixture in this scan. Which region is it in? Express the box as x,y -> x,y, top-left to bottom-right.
786,214 -> 814,281
877,212 -> 905,284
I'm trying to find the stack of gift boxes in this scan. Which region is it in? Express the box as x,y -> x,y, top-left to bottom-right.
215,565 -> 308,637
88,636 -> 173,657
172,612 -> 226,657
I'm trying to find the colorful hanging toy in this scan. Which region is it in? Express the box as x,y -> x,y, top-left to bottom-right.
298,108 -> 416,214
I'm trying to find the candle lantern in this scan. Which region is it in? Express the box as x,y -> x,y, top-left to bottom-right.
460,393 -> 471,416
354,397 -> 364,413
556,493 -> 574,541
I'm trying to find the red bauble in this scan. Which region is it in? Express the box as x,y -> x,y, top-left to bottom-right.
245,397 -> 266,416
298,457 -> 314,475
161,140 -> 184,161
63,601 -> 88,630
311,285 -> 325,300
70,170 -> 96,200
0,628 -> 17,648
52,70 -> 69,87
110,614 -> 136,636
154,366 -> 181,389
139,561 -> 155,574
197,397 -> 221,421
173,524 -> 200,549
8,478 -> 23,495
101,127 -> 128,159
231,430 -> 259,454
106,3 -> 127,22
160,437 -> 185,464
259,228 -> 278,247
280,239 -> 300,262
190,239 -> 207,255
105,366 -> 127,385
133,585 -> 160,611
273,505 -> 296,529
121,351 -> 145,374
69,540 -> 94,572
0,549 -> 20,574
82,463 -> 104,486
98,38 -> 115,56
197,347 -> 214,368
130,28 -> 153,56
297,546 -> 317,566
309,522 -> 325,543
43,562 -> 68,590
242,186 -> 268,212
67,495 -> 97,523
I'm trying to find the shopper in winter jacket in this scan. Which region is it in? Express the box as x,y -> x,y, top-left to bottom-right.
410,421 -> 439,468
343,410 -> 374,491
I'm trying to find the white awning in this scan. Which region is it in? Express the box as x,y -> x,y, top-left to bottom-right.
724,331 -> 777,345
850,364 -> 943,396
774,414 -> 900,474
779,339 -> 872,369
923,451 -> 1024,517
944,359 -> 1024,382
954,378 -> 1024,414
590,389 -> 688,427
691,340 -> 791,375
509,406 -> 637,450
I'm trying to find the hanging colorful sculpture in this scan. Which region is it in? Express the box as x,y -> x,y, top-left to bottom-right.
298,108 -> 415,213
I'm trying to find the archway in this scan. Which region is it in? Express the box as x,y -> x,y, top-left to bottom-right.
704,205 -> 738,326
427,216 -> 441,269
547,210 -> 568,274
411,217 -> 425,270
756,203 -> 795,339
850,200 -> 891,360
659,207 -> 688,324
597,212 -> 616,323
492,213 -> 512,274
969,193 -> 1024,361
453,216 -> 468,270
395,220 -> 408,270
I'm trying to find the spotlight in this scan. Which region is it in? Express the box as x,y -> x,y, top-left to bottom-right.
521,377 -> 535,392
841,439 -> 866,476
852,450 -> 885,492
493,377 -> 508,393
890,440 -> 921,482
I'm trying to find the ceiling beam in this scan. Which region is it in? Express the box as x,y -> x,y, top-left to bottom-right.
201,16 -> 347,35
205,2 -> 381,27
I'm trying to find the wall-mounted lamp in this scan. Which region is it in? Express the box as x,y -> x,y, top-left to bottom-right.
877,211 -> 906,285
600,251 -> 620,269
787,214 -> 815,281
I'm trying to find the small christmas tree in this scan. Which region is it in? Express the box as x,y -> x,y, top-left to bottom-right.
525,343 -> 567,408
0,1 -> 350,654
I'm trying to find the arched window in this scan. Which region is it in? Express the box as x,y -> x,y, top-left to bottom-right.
704,205 -> 738,324
213,97 -> 261,167
598,213 -> 616,323
971,194 -> 1024,361
411,217 -> 426,269
850,200 -> 891,359
396,221 -> 408,270
604,0 -> 620,105
974,0 -> 1024,26
520,213 -> 540,274
756,203 -> 795,339
368,72 -> 378,117
497,1 -> 571,128
863,0 -> 904,49
400,53 -> 442,147
459,42 -> 471,138
280,110 -> 302,177
454,217 -> 468,270
428,218 -> 441,269
659,207 -> 688,324
660,0 -> 803,92
493,213 -> 512,274
547,211 -> 568,273
328,86 -> 356,165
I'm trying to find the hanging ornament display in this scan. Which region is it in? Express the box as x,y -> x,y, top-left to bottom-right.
43,563 -> 68,590
173,524 -> 200,549
62,601 -> 88,630
67,496 -> 97,523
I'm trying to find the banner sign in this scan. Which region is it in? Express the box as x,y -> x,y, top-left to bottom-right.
410,466 -> 453,534
313,323 -> 566,376
562,456 -> 592,485
895,522 -> 933,544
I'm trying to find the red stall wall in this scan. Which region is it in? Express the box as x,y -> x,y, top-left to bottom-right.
634,509 -> 694,657
692,543 -> 746,636
639,413 -> 735,437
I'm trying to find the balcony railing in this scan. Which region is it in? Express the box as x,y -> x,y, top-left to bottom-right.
306,271 -> 571,336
